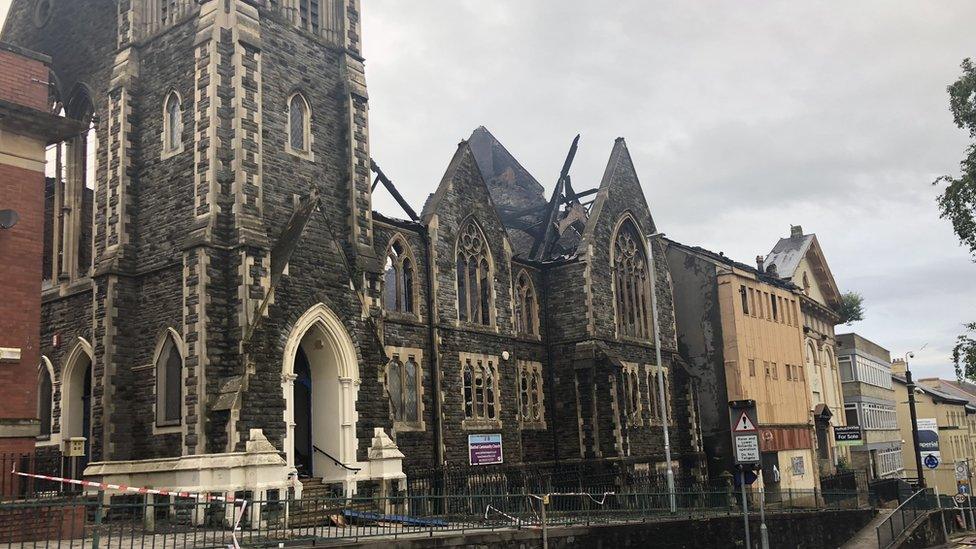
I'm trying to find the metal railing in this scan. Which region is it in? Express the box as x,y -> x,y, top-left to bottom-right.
876,489 -> 937,548
0,488 -> 863,547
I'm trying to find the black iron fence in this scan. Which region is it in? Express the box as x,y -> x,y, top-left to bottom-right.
0,451 -> 83,501
875,489 -> 942,548
405,462 -> 711,497
0,487 -> 863,547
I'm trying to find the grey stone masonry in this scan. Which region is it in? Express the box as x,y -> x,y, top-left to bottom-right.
3,0 -> 701,484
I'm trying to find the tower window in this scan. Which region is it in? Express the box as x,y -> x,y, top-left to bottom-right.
163,91 -> 183,156
156,333 -> 183,427
287,93 -> 312,158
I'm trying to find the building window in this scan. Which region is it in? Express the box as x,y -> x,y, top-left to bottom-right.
383,235 -> 416,315
518,361 -> 545,428
740,285 -> 749,315
613,218 -> 652,340
749,359 -> 756,377
287,92 -> 312,157
386,353 -> 421,425
646,364 -> 672,425
456,220 -> 493,325
786,364 -> 793,381
163,91 -> 182,155
156,333 -> 183,427
299,0 -> 321,33
462,355 -> 499,425
622,364 -> 643,425
771,362 -> 778,380
37,365 -> 53,438
514,270 -> 539,336
771,295 -> 779,321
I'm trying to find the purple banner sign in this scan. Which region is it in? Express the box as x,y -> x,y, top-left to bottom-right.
468,434 -> 503,466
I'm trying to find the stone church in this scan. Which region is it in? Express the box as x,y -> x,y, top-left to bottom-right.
2,0 -> 701,498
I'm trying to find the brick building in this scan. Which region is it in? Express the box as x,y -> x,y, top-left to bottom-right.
0,42 -> 83,449
1,0 -> 699,497
0,40 -> 83,479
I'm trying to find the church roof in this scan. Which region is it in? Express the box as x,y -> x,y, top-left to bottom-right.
467,126 -> 549,257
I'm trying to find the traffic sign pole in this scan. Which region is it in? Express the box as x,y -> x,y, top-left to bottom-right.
740,468 -> 751,549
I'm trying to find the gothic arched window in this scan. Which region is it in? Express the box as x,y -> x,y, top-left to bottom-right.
456,220 -> 492,325
287,92 -> 311,155
386,353 -> 421,424
613,218 -> 652,340
514,270 -> 539,336
156,333 -> 183,427
383,236 -> 416,315
37,364 -> 53,438
163,91 -> 182,154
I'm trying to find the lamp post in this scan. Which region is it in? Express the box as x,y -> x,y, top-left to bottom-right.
646,232 -> 676,513
904,352 -> 925,489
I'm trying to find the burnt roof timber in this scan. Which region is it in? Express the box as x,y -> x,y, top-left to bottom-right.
370,159 -> 419,222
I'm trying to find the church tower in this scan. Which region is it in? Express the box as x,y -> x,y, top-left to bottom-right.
1,0 -> 386,494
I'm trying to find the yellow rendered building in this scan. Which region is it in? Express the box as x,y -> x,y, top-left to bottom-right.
892,364 -> 975,494
667,240 -> 819,491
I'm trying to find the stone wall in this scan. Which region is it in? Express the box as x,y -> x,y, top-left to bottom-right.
337,509 -> 876,549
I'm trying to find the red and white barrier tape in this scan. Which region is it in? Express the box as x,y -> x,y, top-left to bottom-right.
11,468 -> 237,502
12,468 -> 248,549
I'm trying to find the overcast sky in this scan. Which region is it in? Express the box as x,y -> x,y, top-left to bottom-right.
3,1 -> 975,378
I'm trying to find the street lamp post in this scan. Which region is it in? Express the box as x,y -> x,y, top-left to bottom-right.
646,232 -> 676,513
904,353 -> 925,489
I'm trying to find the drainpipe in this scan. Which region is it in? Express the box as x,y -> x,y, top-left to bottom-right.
422,225 -> 445,469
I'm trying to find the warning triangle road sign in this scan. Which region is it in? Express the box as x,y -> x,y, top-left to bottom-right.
734,412 -> 757,433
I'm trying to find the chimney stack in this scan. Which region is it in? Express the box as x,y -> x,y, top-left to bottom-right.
756,255 -> 765,272
791,225 -> 804,239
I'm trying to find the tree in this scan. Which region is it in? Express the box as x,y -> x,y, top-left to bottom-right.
954,324 -> 976,381
935,59 -> 976,381
837,291 -> 865,326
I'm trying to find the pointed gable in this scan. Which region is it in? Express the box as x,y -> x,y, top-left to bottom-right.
422,140 -> 518,328
580,137 -> 657,251
765,227 -> 841,309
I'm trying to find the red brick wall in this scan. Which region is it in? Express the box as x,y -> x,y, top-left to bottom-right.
0,48 -> 48,111
0,45 -> 50,455
0,163 -> 45,444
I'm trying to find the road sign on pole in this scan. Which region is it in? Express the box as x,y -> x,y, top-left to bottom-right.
730,400 -> 761,467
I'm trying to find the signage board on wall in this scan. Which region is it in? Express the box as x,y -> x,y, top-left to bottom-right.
917,418 -> 941,467
833,426 -> 864,447
469,434 -> 503,466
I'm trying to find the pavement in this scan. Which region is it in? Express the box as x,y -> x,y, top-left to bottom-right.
839,508 -> 894,549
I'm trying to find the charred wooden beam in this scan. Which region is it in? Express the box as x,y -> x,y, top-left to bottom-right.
370,159 -> 419,222
530,134 -> 580,261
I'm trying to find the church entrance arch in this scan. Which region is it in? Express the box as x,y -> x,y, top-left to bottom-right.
282,304 -> 362,493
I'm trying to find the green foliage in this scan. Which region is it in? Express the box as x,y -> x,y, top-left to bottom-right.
836,457 -> 851,473
837,291 -> 865,326
954,323 -> 976,382
938,59 -> 976,382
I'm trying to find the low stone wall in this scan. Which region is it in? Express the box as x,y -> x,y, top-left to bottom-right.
322,509 -> 876,548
